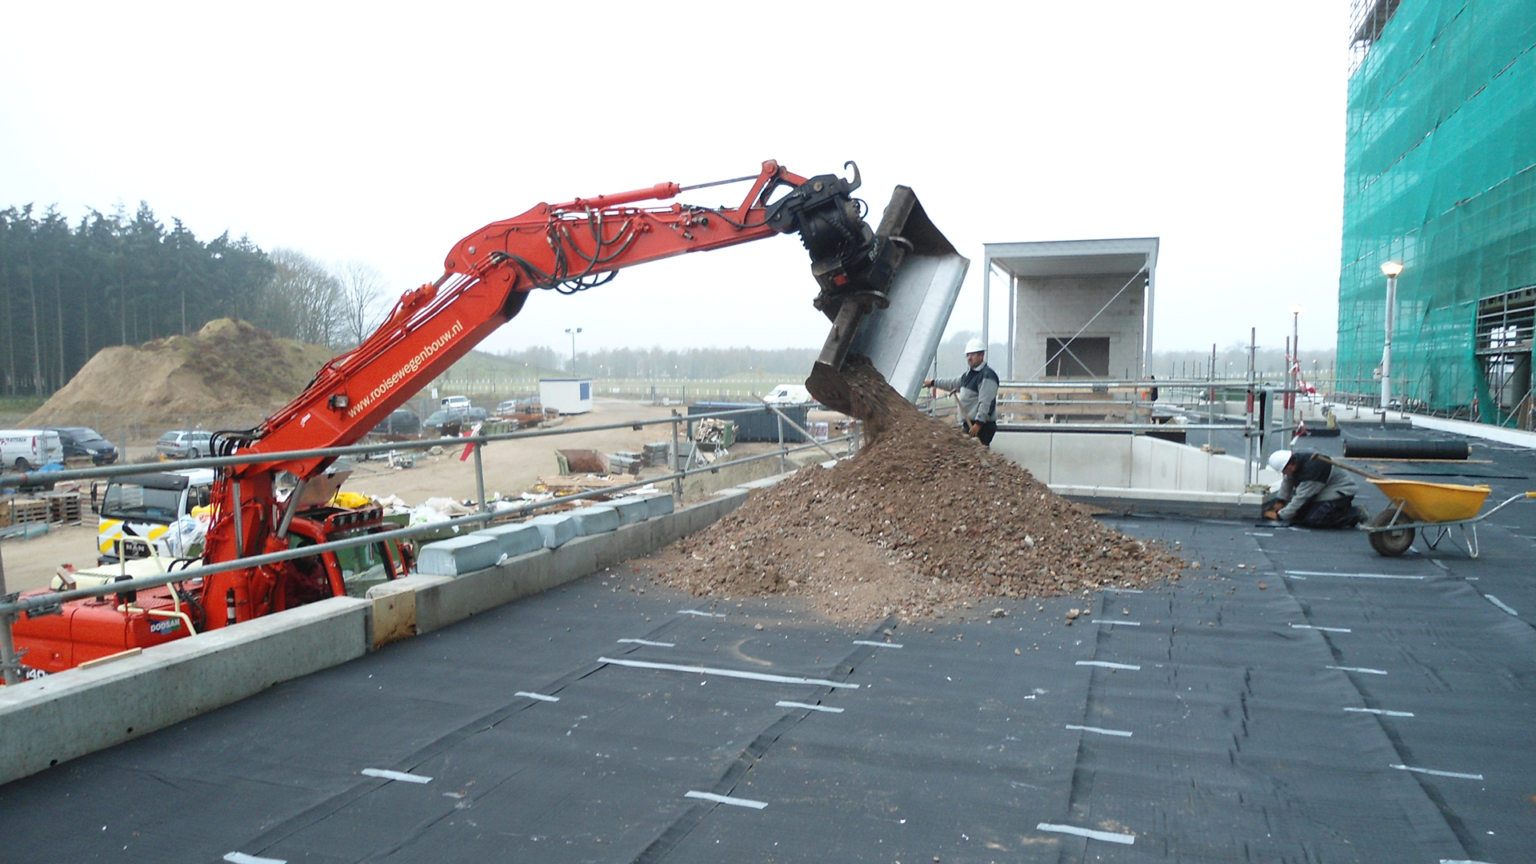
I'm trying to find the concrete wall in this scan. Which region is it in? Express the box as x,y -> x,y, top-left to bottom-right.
0,480 -> 779,787
992,431 -> 1277,517
1014,275 -> 1144,380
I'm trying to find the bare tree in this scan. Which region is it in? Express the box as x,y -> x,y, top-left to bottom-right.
264,248 -> 345,347
337,260 -> 388,347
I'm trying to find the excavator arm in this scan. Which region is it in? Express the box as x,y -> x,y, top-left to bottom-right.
201,159 -> 955,602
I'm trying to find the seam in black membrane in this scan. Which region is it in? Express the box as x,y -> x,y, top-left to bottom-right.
1274,546 -> 1486,861
225,610 -> 699,858
628,615 -> 898,864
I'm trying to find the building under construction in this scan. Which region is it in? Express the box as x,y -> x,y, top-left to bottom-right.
1336,0 -> 1536,427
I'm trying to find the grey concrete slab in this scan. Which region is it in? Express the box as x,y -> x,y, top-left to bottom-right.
572,505 -> 620,536
415,534 -> 502,576
475,522 -> 545,559
528,511 -> 580,548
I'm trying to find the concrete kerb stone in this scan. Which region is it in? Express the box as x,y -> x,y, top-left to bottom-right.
0,596 -> 371,786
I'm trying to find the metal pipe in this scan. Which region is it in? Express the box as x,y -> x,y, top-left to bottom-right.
232,479 -> 245,559
0,544 -> 20,685
768,405 -> 839,461
1381,271 -> 1398,421
0,434 -> 853,618
275,478 -> 307,539
473,443 -> 487,514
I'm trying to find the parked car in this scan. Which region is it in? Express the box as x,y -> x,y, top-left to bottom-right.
156,429 -> 214,460
423,407 -> 490,432
440,395 -> 472,411
46,426 -> 119,465
371,409 -> 421,437
1,429 -> 65,472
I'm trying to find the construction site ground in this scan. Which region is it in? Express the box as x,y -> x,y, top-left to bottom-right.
1,425 -> 1531,862
0,398 -> 833,592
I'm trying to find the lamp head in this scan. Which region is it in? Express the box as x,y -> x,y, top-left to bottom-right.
1380,261 -> 1404,277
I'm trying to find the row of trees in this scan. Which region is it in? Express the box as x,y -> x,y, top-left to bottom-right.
0,203 -> 388,396
478,345 -> 824,380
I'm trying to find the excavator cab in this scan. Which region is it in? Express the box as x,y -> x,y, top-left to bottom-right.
764,163 -> 969,413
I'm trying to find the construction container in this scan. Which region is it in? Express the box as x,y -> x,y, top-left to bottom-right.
539,378 -> 593,414
688,403 -> 808,443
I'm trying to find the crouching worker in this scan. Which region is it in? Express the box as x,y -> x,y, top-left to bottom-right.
1263,450 -> 1364,528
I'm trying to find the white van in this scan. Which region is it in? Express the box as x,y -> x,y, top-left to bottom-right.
1,429 -> 65,471
440,395 -> 472,411
762,384 -> 812,406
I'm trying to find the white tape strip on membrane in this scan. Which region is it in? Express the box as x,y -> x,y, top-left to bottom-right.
685,790 -> 768,809
1076,660 -> 1141,671
1291,624 -> 1352,633
1327,665 -> 1388,675
1485,595 -> 1519,616
1440,859 -> 1498,864
597,657 -> 859,689
1345,707 -> 1414,717
361,769 -> 432,784
1035,822 -> 1135,845
1391,763 -> 1484,781
1091,620 -> 1141,626
617,638 -> 676,647
225,854 -> 286,864
515,691 -> 560,702
1065,724 -> 1132,737
852,640 -> 904,648
678,610 -> 726,617
777,700 -> 844,713
1285,570 -> 1427,580
1107,587 -> 1144,593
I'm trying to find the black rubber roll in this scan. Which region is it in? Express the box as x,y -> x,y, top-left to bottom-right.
1342,438 -> 1470,460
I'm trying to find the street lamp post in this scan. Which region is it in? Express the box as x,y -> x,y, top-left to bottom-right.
1379,261 -> 1403,419
565,327 -> 582,375
1289,304 -> 1303,436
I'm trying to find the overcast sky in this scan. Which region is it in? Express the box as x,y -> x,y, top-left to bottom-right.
1,2 -> 1350,357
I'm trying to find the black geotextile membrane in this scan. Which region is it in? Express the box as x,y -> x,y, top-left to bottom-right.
2,433 -> 1534,863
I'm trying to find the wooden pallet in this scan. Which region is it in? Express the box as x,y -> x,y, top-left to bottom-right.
46,491 -> 83,525
8,498 -> 50,526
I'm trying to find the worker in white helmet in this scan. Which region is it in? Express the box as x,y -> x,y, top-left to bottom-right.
1263,449 -> 1364,528
924,337 -> 1000,446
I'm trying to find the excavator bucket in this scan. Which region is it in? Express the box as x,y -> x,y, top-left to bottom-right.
805,186 -> 969,414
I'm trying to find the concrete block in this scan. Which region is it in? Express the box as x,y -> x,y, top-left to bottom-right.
416,534 -> 502,576
644,494 -> 675,518
365,581 -> 417,648
528,512 -> 580,548
572,506 -> 620,536
477,522 -> 544,558
610,497 -> 650,526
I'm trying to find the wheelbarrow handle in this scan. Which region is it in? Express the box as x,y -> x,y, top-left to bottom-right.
1479,491 -> 1536,520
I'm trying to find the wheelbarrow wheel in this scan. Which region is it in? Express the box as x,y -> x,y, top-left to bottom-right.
1367,508 -> 1415,557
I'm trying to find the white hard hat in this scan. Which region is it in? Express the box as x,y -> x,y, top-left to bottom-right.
1267,450 -> 1293,473
964,337 -> 986,354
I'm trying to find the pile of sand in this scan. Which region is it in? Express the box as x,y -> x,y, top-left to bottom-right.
25,319 -> 335,428
647,355 -> 1185,623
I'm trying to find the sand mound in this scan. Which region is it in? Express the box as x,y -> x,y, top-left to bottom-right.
25,319 -> 335,428
648,355 -> 1184,623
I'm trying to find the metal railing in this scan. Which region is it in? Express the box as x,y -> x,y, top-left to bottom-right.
0,403 -> 853,683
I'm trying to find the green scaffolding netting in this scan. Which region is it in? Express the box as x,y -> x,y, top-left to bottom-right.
1337,0 -> 1536,423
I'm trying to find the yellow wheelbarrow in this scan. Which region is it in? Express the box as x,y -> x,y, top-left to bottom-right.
1363,479 -> 1536,558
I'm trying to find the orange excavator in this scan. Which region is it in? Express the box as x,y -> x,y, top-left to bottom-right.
7,160 -> 965,676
